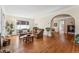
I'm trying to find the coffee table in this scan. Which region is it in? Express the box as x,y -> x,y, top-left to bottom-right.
24,34 -> 34,43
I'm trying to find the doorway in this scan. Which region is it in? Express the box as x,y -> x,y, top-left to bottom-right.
51,14 -> 75,42
59,20 -> 64,34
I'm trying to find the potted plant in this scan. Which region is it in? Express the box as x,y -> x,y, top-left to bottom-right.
5,21 -> 14,36
75,34 -> 79,44
45,27 -> 51,37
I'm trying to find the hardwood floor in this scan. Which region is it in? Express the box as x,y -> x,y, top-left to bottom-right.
2,33 -> 79,53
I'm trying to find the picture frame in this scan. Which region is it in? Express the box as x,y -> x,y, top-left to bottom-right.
54,23 -> 57,27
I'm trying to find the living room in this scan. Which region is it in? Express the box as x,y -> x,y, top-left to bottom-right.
0,5 -> 79,53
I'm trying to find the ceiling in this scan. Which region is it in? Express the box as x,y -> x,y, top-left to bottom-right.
2,5 -> 73,18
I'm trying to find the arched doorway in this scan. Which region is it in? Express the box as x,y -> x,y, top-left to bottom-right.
50,14 -> 75,42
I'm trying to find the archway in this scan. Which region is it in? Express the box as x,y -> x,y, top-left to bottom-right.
50,14 -> 75,42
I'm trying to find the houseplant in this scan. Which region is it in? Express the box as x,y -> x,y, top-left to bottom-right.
5,21 -> 14,35
75,34 -> 79,44
45,27 -> 51,37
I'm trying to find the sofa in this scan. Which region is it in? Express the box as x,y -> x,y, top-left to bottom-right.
33,27 -> 44,39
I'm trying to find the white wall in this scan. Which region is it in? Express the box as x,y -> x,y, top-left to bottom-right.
34,6 -> 79,35
34,17 -> 52,36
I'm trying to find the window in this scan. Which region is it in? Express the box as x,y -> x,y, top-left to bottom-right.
16,20 -> 30,30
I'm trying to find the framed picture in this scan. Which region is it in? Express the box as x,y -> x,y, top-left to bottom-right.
54,23 -> 57,27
